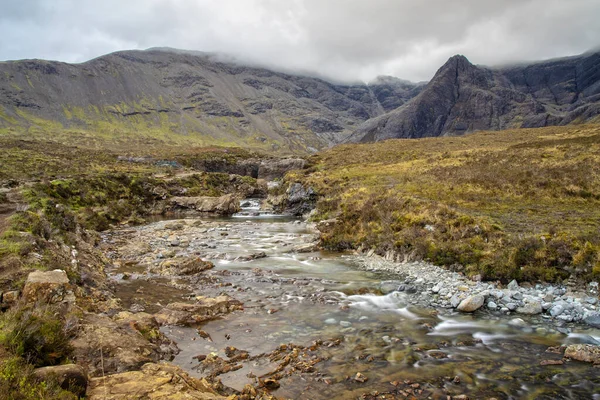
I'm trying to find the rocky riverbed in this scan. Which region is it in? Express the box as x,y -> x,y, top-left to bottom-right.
94,201 -> 600,399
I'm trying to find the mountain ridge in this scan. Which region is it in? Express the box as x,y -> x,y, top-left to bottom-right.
1,47 -> 600,151
0,48 -> 423,153
347,50 -> 600,142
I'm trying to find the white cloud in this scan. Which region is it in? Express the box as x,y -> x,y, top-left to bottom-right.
0,0 -> 598,82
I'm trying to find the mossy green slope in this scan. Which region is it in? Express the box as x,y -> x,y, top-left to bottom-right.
295,124 -> 600,282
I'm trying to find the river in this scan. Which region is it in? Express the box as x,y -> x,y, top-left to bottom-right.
102,200 -> 600,399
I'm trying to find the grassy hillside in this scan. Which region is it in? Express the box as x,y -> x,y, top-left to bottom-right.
295,124 -> 600,282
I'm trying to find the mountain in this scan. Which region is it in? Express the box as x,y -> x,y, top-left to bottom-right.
0,48 -> 422,153
347,51 -> 600,142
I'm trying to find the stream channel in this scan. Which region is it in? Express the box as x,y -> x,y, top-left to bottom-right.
102,200 -> 600,399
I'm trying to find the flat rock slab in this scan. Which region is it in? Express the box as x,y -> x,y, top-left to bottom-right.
87,362 -> 230,399
22,269 -> 70,303
154,296 -> 242,326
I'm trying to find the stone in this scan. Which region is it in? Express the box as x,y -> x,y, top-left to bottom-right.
511,292 -> 523,301
456,295 -> 485,313
291,243 -> 319,253
70,314 -> 175,377
86,362 -> 227,399
170,194 -> 240,215
586,297 -> 598,305
583,313 -> 600,328
550,304 -> 565,317
154,296 -> 243,326
152,257 -> 214,276
487,301 -> 498,310
516,298 -> 543,315
22,270 -> 70,304
564,344 -> 600,364
506,303 -> 518,311
450,294 -> 465,308
33,364 -> 87,397
1,290 -> 20,305
540,360 -> 563,366
507,280 -> 519,291
354,372 -> 368,383
508,318 -> 528,328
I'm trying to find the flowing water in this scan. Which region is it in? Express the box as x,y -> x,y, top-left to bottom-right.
103,200 -> 600,399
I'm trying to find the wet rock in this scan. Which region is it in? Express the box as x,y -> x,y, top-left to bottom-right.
262,378 -> 280,390
170,194 -> 240,215
291,243 -> 319,253
506,303 -> 518,311
550,304 -> 565,317
33,364 -> 87,397
540,359 -> 564,366
235,252 -> 267,262
456,295 -> 485,312
354,372 -> 368,383
564,344 -> 600,364
86,362 -> 226,399
508,318 -> 528,328
154,296 -> 243,326
584,312 -> 600,328
152,257 -> 214,276
516,298 -> 543,315
22,269 -> 71,304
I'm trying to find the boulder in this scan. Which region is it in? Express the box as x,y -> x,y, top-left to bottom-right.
584,312 -> 600,328
170,194 -> 240,215
86,362 -> 227,399
516,298 -> 543,315
456,295 -> 485,312
154,296 -> 243,326
33,364 -> 87,397
22,270 -> 70,304
564,344 -> 600,364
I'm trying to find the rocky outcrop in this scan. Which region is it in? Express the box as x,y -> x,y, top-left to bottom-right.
170,194 -> 240,215
349,51 -> 600,142
154,296 -> 243,326
86,362 -> 227,400
70,313 -> 177,377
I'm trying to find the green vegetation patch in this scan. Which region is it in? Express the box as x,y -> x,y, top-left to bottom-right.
297,124 -> 600,283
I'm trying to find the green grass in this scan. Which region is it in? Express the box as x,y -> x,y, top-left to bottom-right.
294,124 -> 600,283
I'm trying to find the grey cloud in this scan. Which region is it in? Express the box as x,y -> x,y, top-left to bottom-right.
0,0 -> 598,82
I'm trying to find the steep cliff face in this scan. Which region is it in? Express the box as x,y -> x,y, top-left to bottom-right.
0,48 -> 421,153
348,51 -> 600,142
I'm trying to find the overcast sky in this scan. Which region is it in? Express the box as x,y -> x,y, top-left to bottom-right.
1,0 -> 599,82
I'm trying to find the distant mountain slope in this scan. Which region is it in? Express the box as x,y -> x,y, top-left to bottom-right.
0,48 -> 422,153
348,51 -> 600,142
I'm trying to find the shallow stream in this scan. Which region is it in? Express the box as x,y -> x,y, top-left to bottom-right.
102,201 -> 600,399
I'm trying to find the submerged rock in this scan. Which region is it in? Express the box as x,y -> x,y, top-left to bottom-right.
564,344 -> 600,364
